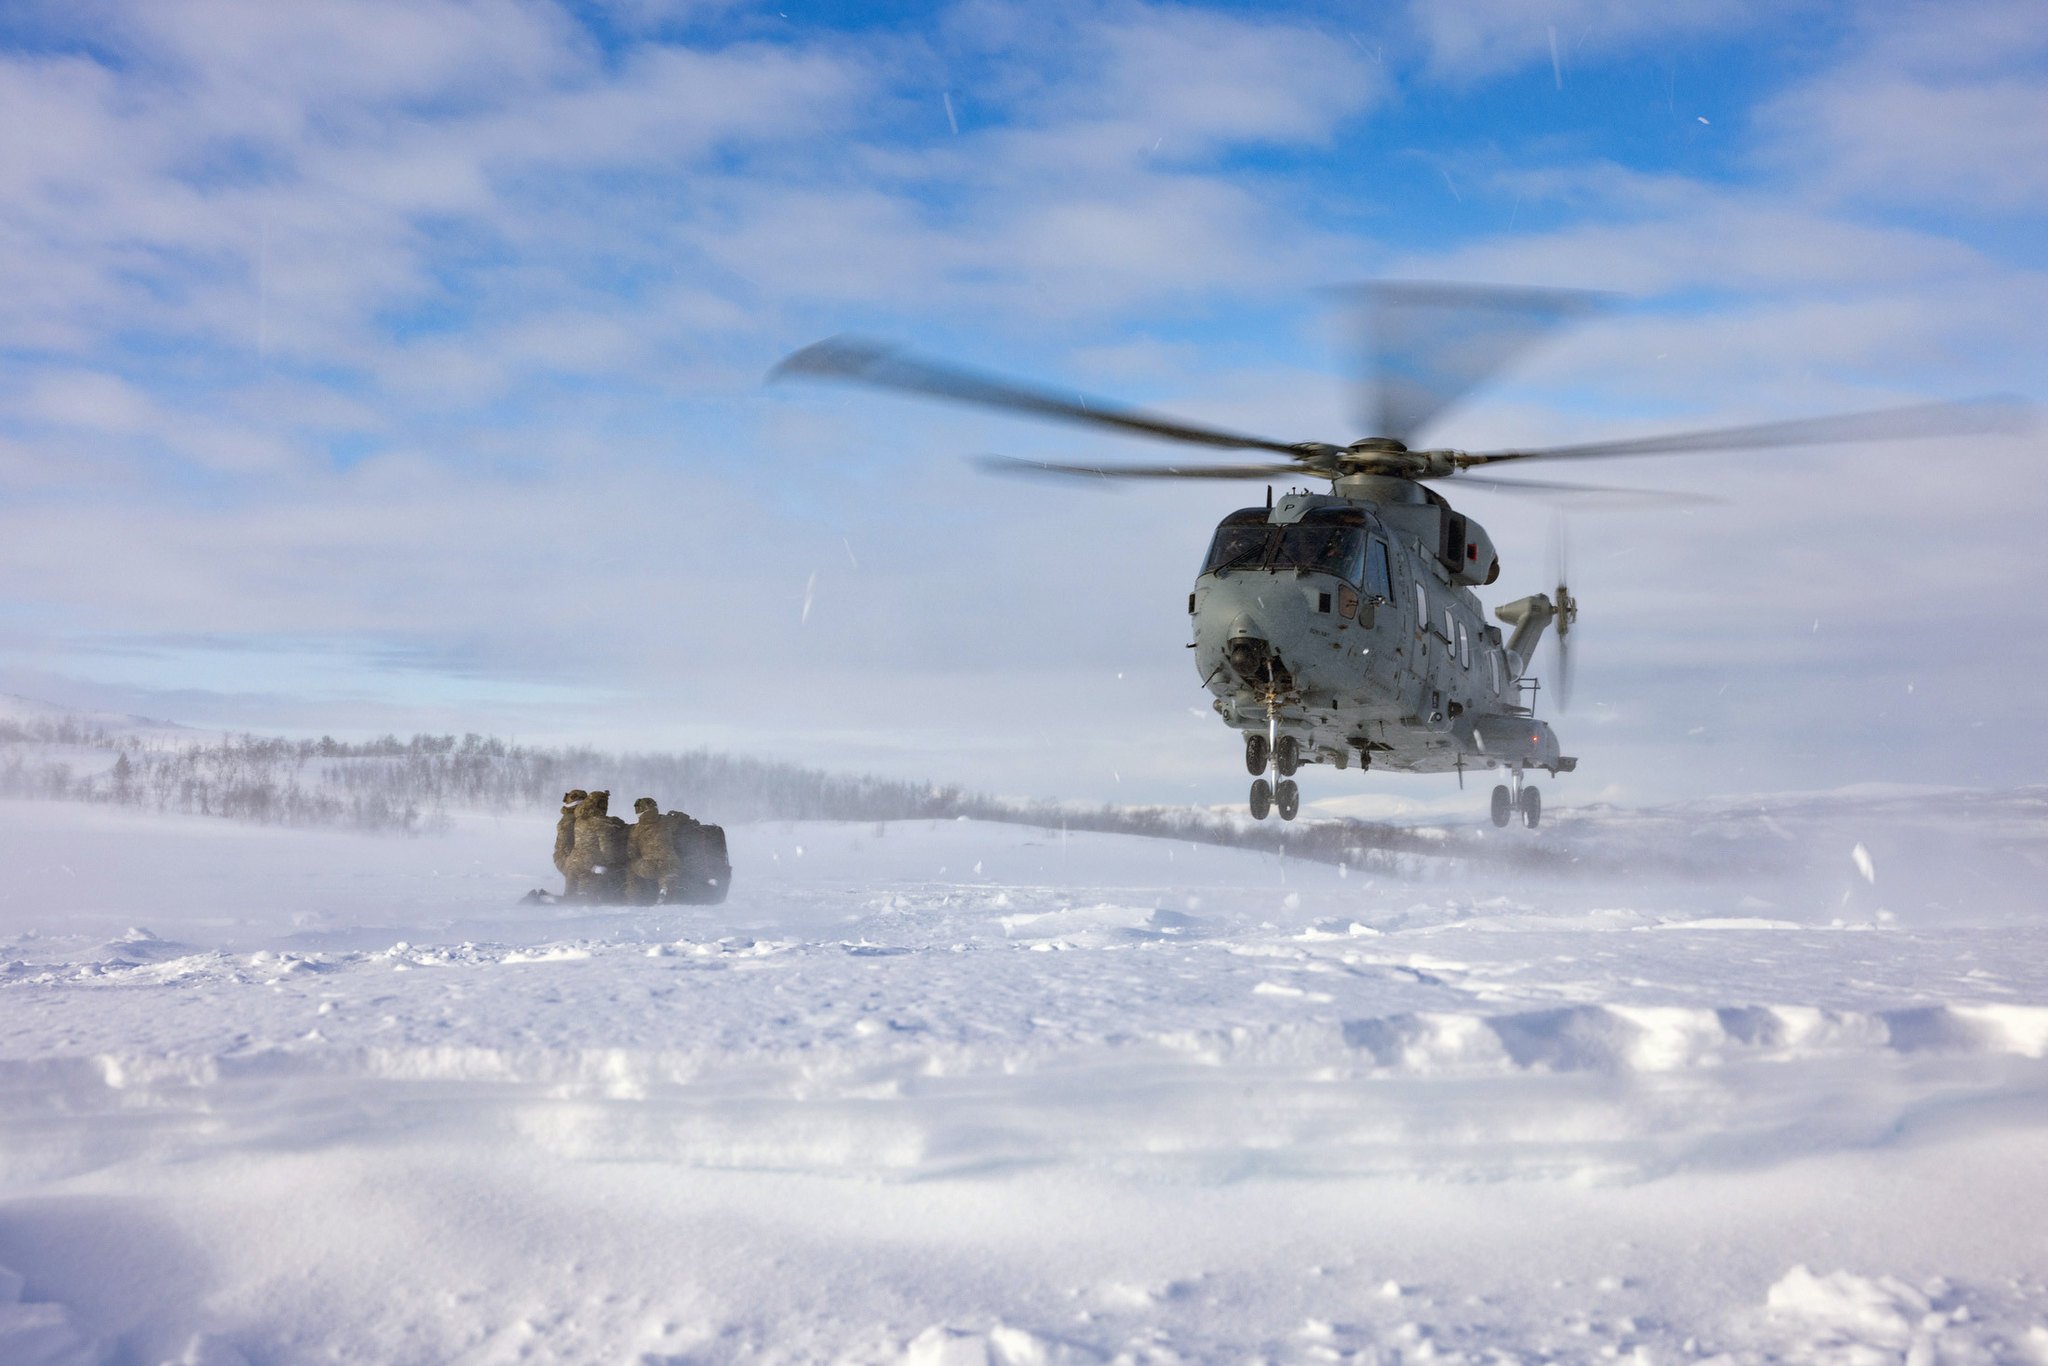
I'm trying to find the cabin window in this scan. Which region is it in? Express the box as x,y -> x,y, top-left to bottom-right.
1366,539 -> 1392,601
1201,523 -> 1273,574
1457,622 -> 1470,668
1414,584 -> 1428,636
1441,607 -> 1455,642
1488,650 -> 1503,692
1272,526 -> 1366,584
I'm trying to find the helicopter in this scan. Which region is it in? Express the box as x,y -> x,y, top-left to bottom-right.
772,283 -> 2023,827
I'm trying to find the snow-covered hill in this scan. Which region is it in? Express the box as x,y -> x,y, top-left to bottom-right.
2,799 -> 2046,1363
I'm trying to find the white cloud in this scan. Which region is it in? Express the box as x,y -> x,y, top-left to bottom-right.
1743,0 -> 2048,213
1406,0 -> 1765,81
1071,5 -> 1380,148
1761,73 -> 2048,213
123,0 -> 579,111
0,0 -> 871,378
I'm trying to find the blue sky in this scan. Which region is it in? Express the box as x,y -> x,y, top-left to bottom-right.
0,0 -> 2043,810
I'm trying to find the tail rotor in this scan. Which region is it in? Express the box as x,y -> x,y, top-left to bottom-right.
1550,511 -> 1578,713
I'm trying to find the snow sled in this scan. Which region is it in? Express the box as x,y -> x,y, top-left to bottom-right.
670,818 -> 731,905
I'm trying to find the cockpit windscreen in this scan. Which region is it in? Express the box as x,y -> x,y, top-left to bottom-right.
1273,526 -> 1366,583
1200,523 -> 1368,586
1201,524 -> 1273,575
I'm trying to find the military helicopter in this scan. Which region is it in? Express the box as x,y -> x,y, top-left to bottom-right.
772,284 -> 2022,827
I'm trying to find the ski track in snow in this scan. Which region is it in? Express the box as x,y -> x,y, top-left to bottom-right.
1,798 -> 2047,1363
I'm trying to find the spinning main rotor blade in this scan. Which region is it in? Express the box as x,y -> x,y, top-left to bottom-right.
1443,472 -> 1721,505
772,337 -> 1301,457
1461,395 -> 2031,467
978,457 -> 1720,503
1351,282 -> 1612,447
976,455 -> 1305,482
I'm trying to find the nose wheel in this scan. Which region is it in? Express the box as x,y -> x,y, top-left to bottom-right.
1275,778 -> 1300,821
1244,719 -> 1300,820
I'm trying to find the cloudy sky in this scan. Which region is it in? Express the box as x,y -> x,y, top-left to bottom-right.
1,0 -> 2043,809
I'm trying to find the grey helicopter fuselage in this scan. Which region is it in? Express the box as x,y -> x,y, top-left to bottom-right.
1191,473 -> 1573,779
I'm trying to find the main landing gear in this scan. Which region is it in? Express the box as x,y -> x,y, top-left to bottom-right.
1490,769 -> 1542,829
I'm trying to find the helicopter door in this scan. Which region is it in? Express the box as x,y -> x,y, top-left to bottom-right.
1353,541 -> 1401,697
1386,564 -> 1427,695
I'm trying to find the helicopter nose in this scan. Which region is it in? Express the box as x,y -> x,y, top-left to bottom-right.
1224,623 -> 1270,680
1195,588 -> 1304,692
1217,608 -> 1283,681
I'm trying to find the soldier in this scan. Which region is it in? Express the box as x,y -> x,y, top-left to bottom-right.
563,789 -> 630,903
626,797 -> 682,904
553,790 -> 588,885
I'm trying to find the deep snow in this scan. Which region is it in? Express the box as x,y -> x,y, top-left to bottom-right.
2,795 -> 2046,1363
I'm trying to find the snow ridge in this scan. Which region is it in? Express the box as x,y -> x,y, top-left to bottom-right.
4,809 -> 2047,1361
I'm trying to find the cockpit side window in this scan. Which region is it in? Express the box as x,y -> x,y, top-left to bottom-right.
1202,523 -> 1274,575
1366,539 -> 1392,600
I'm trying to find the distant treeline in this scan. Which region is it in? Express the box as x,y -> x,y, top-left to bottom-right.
0,724 -> 975,835
0,717 -> 1560,870
1,725 -> 433,834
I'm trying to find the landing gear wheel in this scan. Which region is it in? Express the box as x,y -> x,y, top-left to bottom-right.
1490,784 -> 1511,828
1274,734 -> 1300,777
1275,778 -> 1300,821
1520,784 -> 1542,829
1245,732 -> 1269,776
1249,778 -> 1273,821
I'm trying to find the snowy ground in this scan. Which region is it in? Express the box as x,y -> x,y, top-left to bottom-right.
2,795 -> 2046,1364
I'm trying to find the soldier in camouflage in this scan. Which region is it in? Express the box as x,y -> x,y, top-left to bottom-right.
554,790 -> 588,886
563,789 -> 629,903
626,796 -> 683,904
